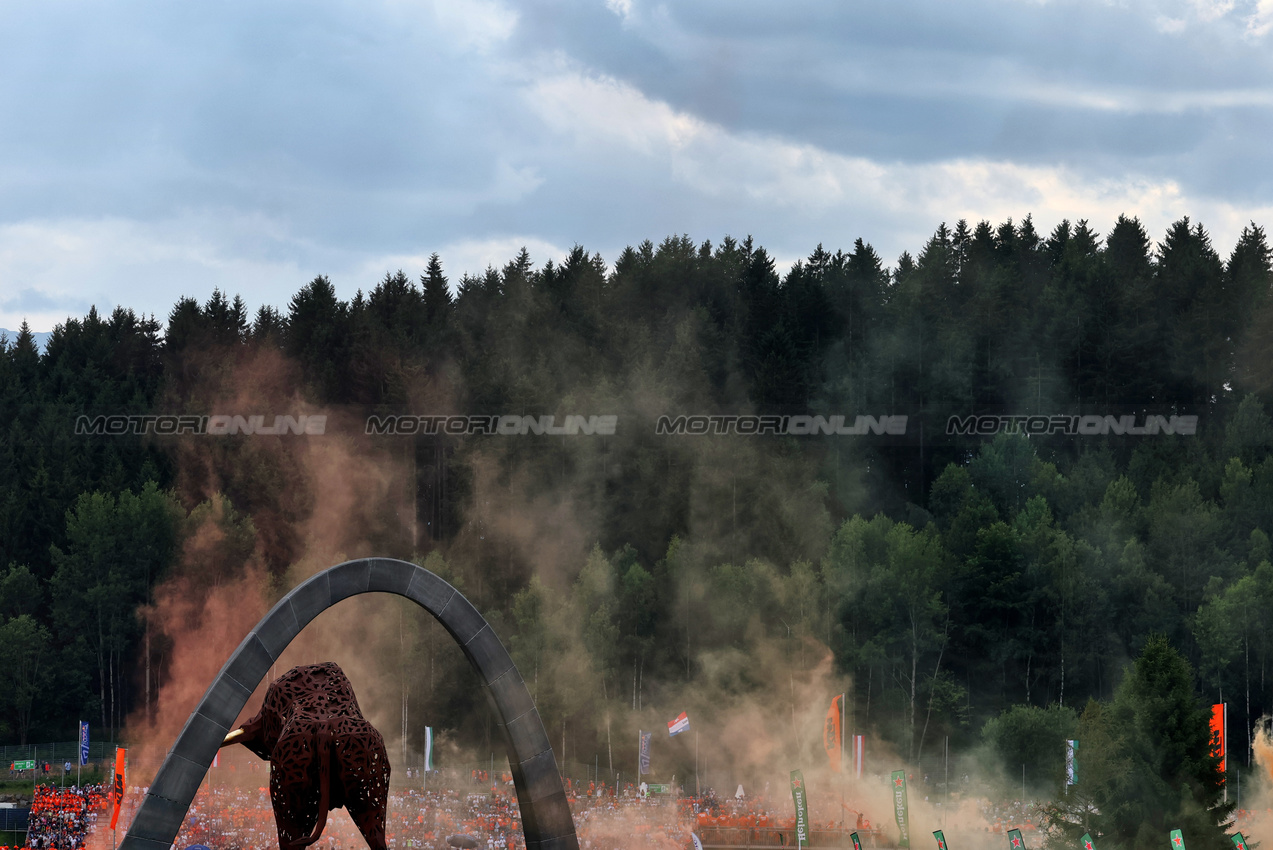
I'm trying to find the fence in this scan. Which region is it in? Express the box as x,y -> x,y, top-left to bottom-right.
0,808 -> 29,831
1,741 -> 115,768
696,827 -> 888,849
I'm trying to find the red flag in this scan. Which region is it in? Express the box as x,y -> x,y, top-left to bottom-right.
1210,703 -> 1225,779
823,695 -> 843,772
110,747 -> 126,830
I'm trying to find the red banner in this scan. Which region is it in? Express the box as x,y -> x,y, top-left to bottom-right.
1210,703 -> 1225,779
824,695 -> 843,773
109,747 -> 126,830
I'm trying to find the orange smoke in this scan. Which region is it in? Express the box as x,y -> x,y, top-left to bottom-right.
124,342 -> 423,781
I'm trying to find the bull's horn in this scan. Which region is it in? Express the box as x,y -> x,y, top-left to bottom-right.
221,728 -> 246,747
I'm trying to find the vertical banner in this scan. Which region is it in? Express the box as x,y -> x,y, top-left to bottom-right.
850,833 -> 862,850
854,735 -> 865,779
109,747 -> 126,830
890,770 -> 910,849
639,731 -> 652,775
1230,834 -> 1247,850
1080,834 -> 1095,850
933,829 -> 948,850
789,770 -> 810,850
424,726 -> 434,771
1210,704 -> 1225,780
1006,828 -> 1025,849
824,696 -> 843,772
1170,829 -> 1185,849
78,722 -> 89,767
1066,739 -> 1078,786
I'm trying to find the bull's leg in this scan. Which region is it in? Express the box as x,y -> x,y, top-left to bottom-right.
272,729 -> 325,850
340,728 -> 390,850
347,801 -> 388,850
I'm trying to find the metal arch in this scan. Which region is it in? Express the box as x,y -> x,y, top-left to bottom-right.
120,558 -> 579,850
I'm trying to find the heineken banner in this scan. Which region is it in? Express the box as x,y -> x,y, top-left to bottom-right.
1231,833 -> 1248,850
1066,739 -> 1078,785
850,833 -> 862,850
933,829 -> 948,850
789,770 -> 810,850
1007,828 -> 1025,849
1170,830 -> 1185,850
1080,834 -> 1095,850
891,770 -> 910,848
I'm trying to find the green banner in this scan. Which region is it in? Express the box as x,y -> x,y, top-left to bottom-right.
934,829 -> 949,850
891,770 -> 910,849
1008,828 -> 1026,850
11,760 -> 35,770
1170,830 -> 1185,850
646,783 -> 669,794
1230,834 -> 1247,850
1081,834 -> 1096,850
850,833 -> 862,850
789,770 -> 810,850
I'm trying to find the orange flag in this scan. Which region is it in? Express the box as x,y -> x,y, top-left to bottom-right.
824,694 -> 843,772
1210,704 -> 1226,780
109,747 -> 126,830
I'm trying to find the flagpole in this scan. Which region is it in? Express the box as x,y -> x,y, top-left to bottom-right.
695,731 -> 699,797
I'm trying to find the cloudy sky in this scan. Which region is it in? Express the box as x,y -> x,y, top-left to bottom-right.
2,0 -> 1272,331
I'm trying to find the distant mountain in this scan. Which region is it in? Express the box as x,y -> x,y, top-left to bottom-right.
0,327 -> 53,352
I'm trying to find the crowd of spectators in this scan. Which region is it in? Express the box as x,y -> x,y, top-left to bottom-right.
31,773 -> 1264,850
17,784 -> 106,850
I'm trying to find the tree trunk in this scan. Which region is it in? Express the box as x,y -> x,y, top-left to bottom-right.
910,612 -> 919,764
916,619 -> 950,767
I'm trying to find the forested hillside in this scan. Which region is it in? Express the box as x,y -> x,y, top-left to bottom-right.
1,214 -> 1270,810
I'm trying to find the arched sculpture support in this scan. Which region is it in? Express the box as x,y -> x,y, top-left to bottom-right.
120,558 -> 579,850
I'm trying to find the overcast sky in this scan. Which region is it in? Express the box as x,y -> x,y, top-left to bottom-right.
2,0 -> 1272,331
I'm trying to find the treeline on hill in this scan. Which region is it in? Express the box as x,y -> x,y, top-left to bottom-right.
0,215 -> 1270,823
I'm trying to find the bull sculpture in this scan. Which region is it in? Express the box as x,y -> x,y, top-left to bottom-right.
220,662 -> 389,850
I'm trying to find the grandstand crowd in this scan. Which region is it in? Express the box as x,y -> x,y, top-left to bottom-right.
6,777 -> 1263,850
8,785 -> 106,850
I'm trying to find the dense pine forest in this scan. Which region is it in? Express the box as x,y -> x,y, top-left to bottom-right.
1,214 -> 1270,839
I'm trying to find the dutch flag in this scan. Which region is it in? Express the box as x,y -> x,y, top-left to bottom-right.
668,712 -> 690,736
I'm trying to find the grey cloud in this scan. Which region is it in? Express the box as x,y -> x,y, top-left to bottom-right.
0,0 -> 1270,329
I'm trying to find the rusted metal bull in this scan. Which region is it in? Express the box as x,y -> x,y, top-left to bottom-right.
221,662 -> 388,850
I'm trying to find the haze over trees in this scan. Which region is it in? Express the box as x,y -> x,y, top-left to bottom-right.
0,216 -> 1267,843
